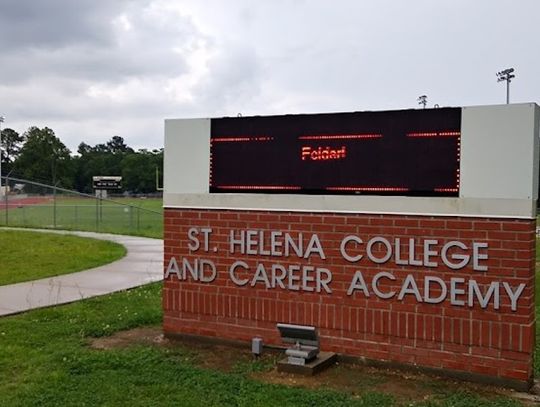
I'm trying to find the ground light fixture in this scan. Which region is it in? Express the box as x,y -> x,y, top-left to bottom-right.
496,68 -> 515,104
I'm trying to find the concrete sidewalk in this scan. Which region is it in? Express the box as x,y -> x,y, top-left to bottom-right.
0,229 -> 163,316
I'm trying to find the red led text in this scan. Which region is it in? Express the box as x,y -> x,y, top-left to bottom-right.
301,146 -> 346,161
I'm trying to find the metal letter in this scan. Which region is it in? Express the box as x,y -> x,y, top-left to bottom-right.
347,271 -> 370,296
302,266 -> 315,292
304,234 -> 326,260
270,231 -> 283,256
246,230 -> 258,255
394,238 -> 408,266
408,238 -> 422,266
165,257 -> 181,279
284,233 -> 303,258
424,276 -> 447,304
258,230 -> 270,255
423,240 -> 439,267
187,227 -> 200,251
442,241 -> 470,270
367,237 -> 392,264
340,235 -> 363,262
182,258 -> 199,280
229,261 -> 250,286
397,274 -> 422,302
472,242 -> 488,271
468,280 -> 499,309
288,265 -> 301,290
229,230 -> 245,254
271,264 -> 287,289
251,263 -> 271,288
199,259 -> 217,283
316,268 -> 332,293
502,282 -> 526,312
372,271 -> 396,299
200,228 -> 212,251
450,277 -> 465,306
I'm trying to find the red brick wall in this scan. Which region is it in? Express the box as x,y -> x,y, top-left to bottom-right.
163,209 -> 535,386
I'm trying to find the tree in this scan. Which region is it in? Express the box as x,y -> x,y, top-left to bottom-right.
0,128 -> 25,175
122,149 -> 163,193
14,127 -> 73,187
121,149 -> 162,193
77,142 -> 92,156
107,136 -> 133,155
73,136 -> 134,192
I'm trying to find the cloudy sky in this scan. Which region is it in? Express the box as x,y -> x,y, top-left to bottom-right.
0,0 -> 538,152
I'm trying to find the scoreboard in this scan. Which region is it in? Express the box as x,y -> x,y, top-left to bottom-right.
92,176 -> 122,190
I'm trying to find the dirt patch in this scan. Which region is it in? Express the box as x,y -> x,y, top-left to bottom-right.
90,327 -> 168,350
88,327 -> 536,405
89,327 -> 262,373
256,364 -> 427,399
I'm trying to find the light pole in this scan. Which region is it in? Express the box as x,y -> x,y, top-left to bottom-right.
417,95 -> 427,109
496,68 -> 515,104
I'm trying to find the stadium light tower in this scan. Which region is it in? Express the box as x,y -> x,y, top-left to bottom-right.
417,95 -> 427,109
496,68 -> 515,104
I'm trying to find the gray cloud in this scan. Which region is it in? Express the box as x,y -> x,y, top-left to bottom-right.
0,0 -> 202,84
0,0 -> 128,50
0,0 -> 538,153
194,45 -> 262,115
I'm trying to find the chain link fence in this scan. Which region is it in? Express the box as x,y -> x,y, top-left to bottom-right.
0,176 -> 162,238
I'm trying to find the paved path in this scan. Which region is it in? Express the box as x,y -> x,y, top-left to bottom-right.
0,229 -> 163,316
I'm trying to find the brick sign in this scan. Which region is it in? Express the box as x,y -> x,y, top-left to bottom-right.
163,104 -> 539,390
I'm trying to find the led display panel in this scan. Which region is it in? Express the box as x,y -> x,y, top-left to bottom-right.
209,108 -> 461,196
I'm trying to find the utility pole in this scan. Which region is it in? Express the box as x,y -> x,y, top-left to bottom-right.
417,95 -> 428,109
496,68 -> 515,104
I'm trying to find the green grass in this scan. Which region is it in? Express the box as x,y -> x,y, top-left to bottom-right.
0,229 -> 126,286
0,197 -> 163,239
0,284 -> 385,407
0,283 -> 524,406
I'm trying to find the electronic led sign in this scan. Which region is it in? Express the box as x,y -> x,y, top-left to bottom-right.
210,108 -> 461,196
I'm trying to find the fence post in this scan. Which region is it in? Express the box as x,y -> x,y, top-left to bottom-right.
4,175 -> 8,226
53,183 -> 57,229
137,207 -> 140,232
95,196 -> 99,231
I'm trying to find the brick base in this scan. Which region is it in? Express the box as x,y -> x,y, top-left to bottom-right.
163,209 -> 536,388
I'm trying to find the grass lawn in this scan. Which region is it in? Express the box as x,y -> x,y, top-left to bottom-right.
0,229 -> 126,286
0,282 -> 528,406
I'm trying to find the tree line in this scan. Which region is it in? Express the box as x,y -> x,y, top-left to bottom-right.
0,126 -> 163,194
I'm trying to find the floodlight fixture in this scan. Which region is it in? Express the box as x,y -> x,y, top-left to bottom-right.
496,67 -> 515,104
277,323 -> 320,365
417,95 -> 428,109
